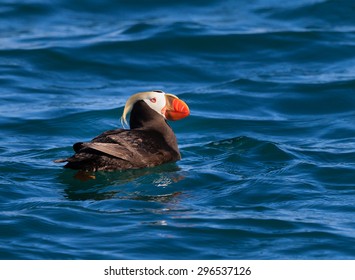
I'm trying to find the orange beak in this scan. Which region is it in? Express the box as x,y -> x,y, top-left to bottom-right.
164,94 -> 190,121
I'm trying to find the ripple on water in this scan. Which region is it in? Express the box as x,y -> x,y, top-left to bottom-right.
1,0 -> 355,260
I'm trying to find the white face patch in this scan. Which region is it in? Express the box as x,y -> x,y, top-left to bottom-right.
121,90 -> 171,127
143,91 -> 166,117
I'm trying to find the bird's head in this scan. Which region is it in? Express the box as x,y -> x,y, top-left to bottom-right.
121,90 -> 190,127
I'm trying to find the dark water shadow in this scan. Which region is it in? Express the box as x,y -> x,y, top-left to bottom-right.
56,163 -> 185,201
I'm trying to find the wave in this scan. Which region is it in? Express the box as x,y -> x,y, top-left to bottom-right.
262,0 -> 355,28
2,0 -> 355,260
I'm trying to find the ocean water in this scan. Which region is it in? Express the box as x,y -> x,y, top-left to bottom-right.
1,0 -> 355,260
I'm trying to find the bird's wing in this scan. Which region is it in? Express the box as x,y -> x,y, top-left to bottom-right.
79,142 -> 138,163
78,130 -> 163,165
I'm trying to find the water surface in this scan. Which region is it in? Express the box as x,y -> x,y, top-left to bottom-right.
1,0 -> 355,259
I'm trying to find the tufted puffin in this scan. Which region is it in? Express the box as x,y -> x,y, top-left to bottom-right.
55,90 -> 190,171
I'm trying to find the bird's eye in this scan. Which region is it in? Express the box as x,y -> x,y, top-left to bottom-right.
150,97 -> 157,103
153,90 -> 164,93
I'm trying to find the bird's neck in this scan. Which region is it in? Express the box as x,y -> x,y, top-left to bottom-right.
129,101 -> 180,157
129,101 -> 157,129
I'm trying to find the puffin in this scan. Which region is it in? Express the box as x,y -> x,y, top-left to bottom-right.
55,90 -> 190,171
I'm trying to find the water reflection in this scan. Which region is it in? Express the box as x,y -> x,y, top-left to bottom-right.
57,163 -> 185,201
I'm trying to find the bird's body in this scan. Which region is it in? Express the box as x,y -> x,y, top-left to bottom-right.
55,91 -> 189,172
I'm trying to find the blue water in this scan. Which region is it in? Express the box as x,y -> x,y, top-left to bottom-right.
1,0 -> 355,259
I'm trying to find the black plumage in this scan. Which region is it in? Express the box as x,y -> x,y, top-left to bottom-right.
56,101 -> 181,171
